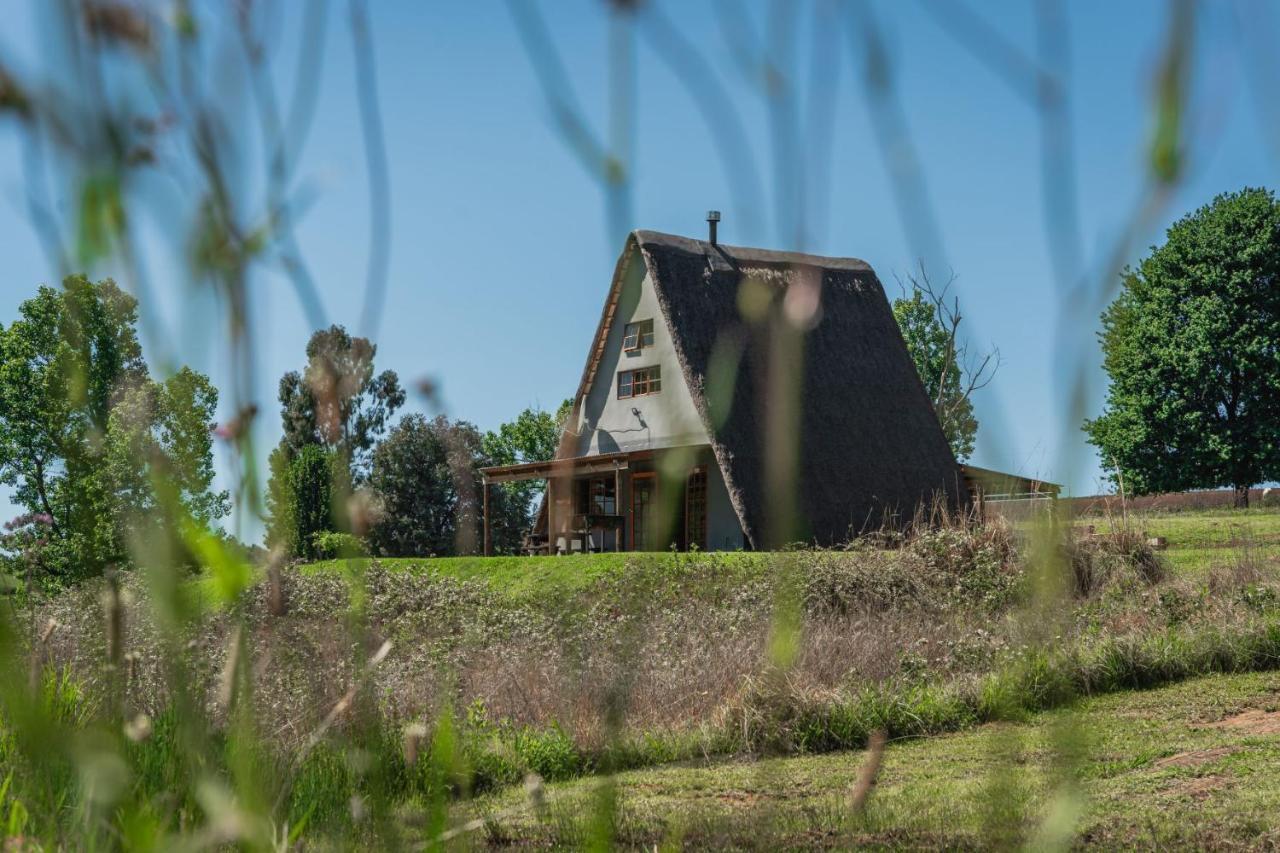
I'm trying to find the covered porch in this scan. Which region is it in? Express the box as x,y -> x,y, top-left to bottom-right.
479,448 -> 720,556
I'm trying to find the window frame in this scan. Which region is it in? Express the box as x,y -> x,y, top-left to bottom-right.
617,365 -> 661,399
622,319 -> 655,353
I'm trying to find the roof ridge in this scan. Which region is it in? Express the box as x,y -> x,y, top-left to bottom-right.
632,229 -> 873,272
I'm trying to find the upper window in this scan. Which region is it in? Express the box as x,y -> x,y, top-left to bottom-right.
622,319 -> 655,352
618,365 -> 661,399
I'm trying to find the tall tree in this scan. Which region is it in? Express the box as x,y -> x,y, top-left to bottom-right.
369,414 -> 525,557
285,445 -> 341,561
0,276 -> 228,579
892,270 -> 998,461
276,325 -> 405,480
1086,188 -> 1280,507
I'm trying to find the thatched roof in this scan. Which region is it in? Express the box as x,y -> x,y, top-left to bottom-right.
569,229 -> 966,548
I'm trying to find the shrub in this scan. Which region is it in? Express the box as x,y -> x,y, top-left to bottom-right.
904,520 -> 1023,609
313,531 -> 368,560
1067,528 -> 1167,597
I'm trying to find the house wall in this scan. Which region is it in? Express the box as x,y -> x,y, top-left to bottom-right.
572,256 -> 709,455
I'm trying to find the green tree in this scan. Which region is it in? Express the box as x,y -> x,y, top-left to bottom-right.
276,325 -> 405,480
0,276 -> 228,579
369,414 -> 525,557
892,271 -> 997,461
481,399 -> 572,527
264,442 -> 294,553
105,367 -> 230,529
285,444 -> 341,561
1085,187 -> 1280,507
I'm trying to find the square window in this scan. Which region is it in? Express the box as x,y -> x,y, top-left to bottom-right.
623,319 -> 654,352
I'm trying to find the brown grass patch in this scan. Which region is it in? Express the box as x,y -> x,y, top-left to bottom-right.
1207,709 -> 1280,735
1165,774 -> 1233,800
1153,746 -> 1239,768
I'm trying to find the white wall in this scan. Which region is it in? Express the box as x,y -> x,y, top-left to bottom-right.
572,256 -> 709,455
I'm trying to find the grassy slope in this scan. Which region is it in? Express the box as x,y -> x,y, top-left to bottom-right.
297,507 -> 1280,593
299,551 -> 768,604
469,671 -> 1280,849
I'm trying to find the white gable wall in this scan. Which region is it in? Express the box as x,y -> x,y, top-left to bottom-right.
572,256 -> 708,456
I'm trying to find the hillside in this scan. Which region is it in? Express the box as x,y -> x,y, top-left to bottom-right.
13,507 -> 1280,843
467,670 -> 1280,849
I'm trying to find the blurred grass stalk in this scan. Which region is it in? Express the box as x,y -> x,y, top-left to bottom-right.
0,0 -> 1214,846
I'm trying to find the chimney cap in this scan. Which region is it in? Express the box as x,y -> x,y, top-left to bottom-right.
706,210 -> 721,222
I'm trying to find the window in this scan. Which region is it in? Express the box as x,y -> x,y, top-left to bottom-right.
574,477 -> 617,515
617,365 -> 661,399
622,319 -> 655,352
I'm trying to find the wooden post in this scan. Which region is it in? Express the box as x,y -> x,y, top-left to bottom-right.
614,465 -> 622,552
482,478 -> 491,557
546,477 -> 554,555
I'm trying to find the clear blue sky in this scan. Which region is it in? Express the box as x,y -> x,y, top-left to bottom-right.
1,1 -> 1276,536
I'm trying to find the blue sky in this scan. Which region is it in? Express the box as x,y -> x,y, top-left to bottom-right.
1,1 -> 1277,536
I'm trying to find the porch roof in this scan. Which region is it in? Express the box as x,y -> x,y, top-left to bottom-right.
480,451 -> 632,484
960,464 -> 1061,497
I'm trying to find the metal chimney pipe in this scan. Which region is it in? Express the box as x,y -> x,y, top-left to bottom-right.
707,210 -> 721,245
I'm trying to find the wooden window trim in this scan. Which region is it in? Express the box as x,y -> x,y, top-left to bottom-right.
622,319 -> 654,353
617,365 -> 661,399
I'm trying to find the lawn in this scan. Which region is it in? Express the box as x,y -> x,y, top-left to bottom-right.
466,670 -> 1280,849
300,551 -> 770,604
298,505 -> 1280,592
1078,507 -> 1280,548
1073,506 -> 1280,578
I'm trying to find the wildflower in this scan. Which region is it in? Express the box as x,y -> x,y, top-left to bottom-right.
124,713 -> 152,742
403,723 -> 428,767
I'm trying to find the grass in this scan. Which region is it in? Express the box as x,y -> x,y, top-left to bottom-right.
1077,507 -> 1280,548
19,505 -> 1280,847
1072,506 -> 1280,579
467,670 -> 1280,849
300,551 -> 769,604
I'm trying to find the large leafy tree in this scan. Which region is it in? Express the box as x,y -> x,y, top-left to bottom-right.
892,272 -> 997,461
276,325 -> 405,481
369,414 -> 525,557
481,399 -> 572,526
105,367 -> 231,528
0,276 -> 228,579
1086,187 -> 1280,507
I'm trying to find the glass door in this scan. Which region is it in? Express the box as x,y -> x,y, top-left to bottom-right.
685,467 -> 707,551
630,473 -> 656,551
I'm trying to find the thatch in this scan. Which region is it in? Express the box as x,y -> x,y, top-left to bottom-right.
571,230 -> 966,548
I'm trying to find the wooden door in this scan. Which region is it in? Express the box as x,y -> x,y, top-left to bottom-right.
630,472 -> 657,551
685,467 -> 707,551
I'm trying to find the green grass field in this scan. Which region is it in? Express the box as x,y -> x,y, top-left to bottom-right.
1075,507 -> 1280,577
468,670 -> 1280,849
300,551 -> 769,604
299,504 -> 1280,590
